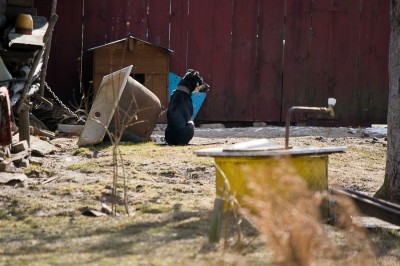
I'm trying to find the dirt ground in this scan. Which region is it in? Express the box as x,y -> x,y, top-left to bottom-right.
0,124 -> 399,265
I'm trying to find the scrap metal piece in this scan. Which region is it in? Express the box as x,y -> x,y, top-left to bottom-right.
330,186 -> 400,226
77,65 -> 133,146
285,98 -> 337,149
80,207 -> 107,217
110,76 -> 161,143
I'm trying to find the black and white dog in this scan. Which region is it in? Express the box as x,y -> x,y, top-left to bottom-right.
165,69 -> 210,145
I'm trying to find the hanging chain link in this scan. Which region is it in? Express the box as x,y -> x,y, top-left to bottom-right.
45,82 -> 86,123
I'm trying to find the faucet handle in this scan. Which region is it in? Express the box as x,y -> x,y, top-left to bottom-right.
328,98 -> 336,107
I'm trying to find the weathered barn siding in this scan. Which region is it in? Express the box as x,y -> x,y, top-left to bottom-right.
36,0 -> 389,126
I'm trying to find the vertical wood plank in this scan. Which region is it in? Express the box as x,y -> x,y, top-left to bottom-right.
82,0 -> 109,96
185,0 -> 214,120
226,0 -> 259,121
83,0 -> 109,46
186,0 -> 213,77
375,0 -> 390,123
107,0 -> 127,40
169,0 -> 189,74
282,0 -> 312,120
303,0 -> 338,125
148,0 -> 170,47
204,0 -> 234,120
307,0 -> 335,108
125,0 -> 149,40
358,0 -> 389,124
38,0 -> 84,101
254,0 -> 285,122
329,0 -> 360,125
35,0 -> 52,17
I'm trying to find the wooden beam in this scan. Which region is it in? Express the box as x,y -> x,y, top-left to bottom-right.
39,0 -> 57,96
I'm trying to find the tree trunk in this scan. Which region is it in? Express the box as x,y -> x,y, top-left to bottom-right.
375,0 -> 400,203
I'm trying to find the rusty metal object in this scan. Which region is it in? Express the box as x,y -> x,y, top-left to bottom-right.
330,186 -> 400,226
77,66 -> 133,146
111,76 -> 161,143
285,98 -> 336,149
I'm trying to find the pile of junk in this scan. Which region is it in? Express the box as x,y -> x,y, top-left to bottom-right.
0,1 -> 163,172
0,0 -> 73,171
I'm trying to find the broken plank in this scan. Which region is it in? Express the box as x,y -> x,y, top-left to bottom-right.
8,16 -> 48,50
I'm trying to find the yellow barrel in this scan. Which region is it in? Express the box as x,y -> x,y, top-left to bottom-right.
215,155 -> 328,199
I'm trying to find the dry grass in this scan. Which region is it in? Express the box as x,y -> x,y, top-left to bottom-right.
239,158 -> 377,265
0,135 -> 399,265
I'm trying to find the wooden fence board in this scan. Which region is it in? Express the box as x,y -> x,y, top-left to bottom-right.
35,0 -> 390,126
169,0 -> 189,74
37,0 -> 84,101
83,0 -> 109,47
227,0 -> 259,121
148,0 -> 170,47
106,0 -> 127,40
125,0 -> 148,40
282,0 -> 312,119
203,0 -> 234,120
185,0 -> 214,120
357,0 -> 389,124
253,0 -> 285,122
307,0 -> 335,108
329,0 -> 360,125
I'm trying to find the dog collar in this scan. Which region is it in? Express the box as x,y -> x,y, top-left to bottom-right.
176,85 -> 191,95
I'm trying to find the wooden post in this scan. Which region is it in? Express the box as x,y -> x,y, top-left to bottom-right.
15,14 -> 58,144
16,14 -> 58,114
39,0 -> 57,96
19,103 -> 30,146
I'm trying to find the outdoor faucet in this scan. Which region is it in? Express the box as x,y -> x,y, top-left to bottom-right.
285,98 -> 337,149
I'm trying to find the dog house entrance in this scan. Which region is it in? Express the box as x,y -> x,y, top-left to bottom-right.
132,73 -> 145,85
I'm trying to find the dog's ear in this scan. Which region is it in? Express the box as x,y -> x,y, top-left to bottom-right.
186,69 -> 198,78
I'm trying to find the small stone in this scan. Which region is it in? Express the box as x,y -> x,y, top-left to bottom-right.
199,123 -> 225,129
253,122 -> 267,127
154,124 -> 167,131
101,203 -> 113,215
0,173 -> 27,185
361,132 -> 370,138
11,140 -> 29,154
15,159 -> 30,168
0,149 -> 6,160
0,160 -> 17,173
29,156 -> 44,165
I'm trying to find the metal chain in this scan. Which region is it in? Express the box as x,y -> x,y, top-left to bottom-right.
45,83 -> 86,123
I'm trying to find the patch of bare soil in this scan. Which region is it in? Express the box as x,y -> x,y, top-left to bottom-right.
0,125 -> 398,265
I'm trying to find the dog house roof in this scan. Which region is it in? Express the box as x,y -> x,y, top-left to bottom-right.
87,35 -> 174,55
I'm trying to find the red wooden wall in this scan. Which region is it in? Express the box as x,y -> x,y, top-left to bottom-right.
36,0 -> 389,126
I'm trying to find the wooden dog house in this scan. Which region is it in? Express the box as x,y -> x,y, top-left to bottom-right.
88,36 -> 173,122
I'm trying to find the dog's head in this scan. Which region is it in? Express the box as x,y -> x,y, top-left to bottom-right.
179,69 -> 210,93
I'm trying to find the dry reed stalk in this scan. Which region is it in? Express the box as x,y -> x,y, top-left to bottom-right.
240,158 -> 376,265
